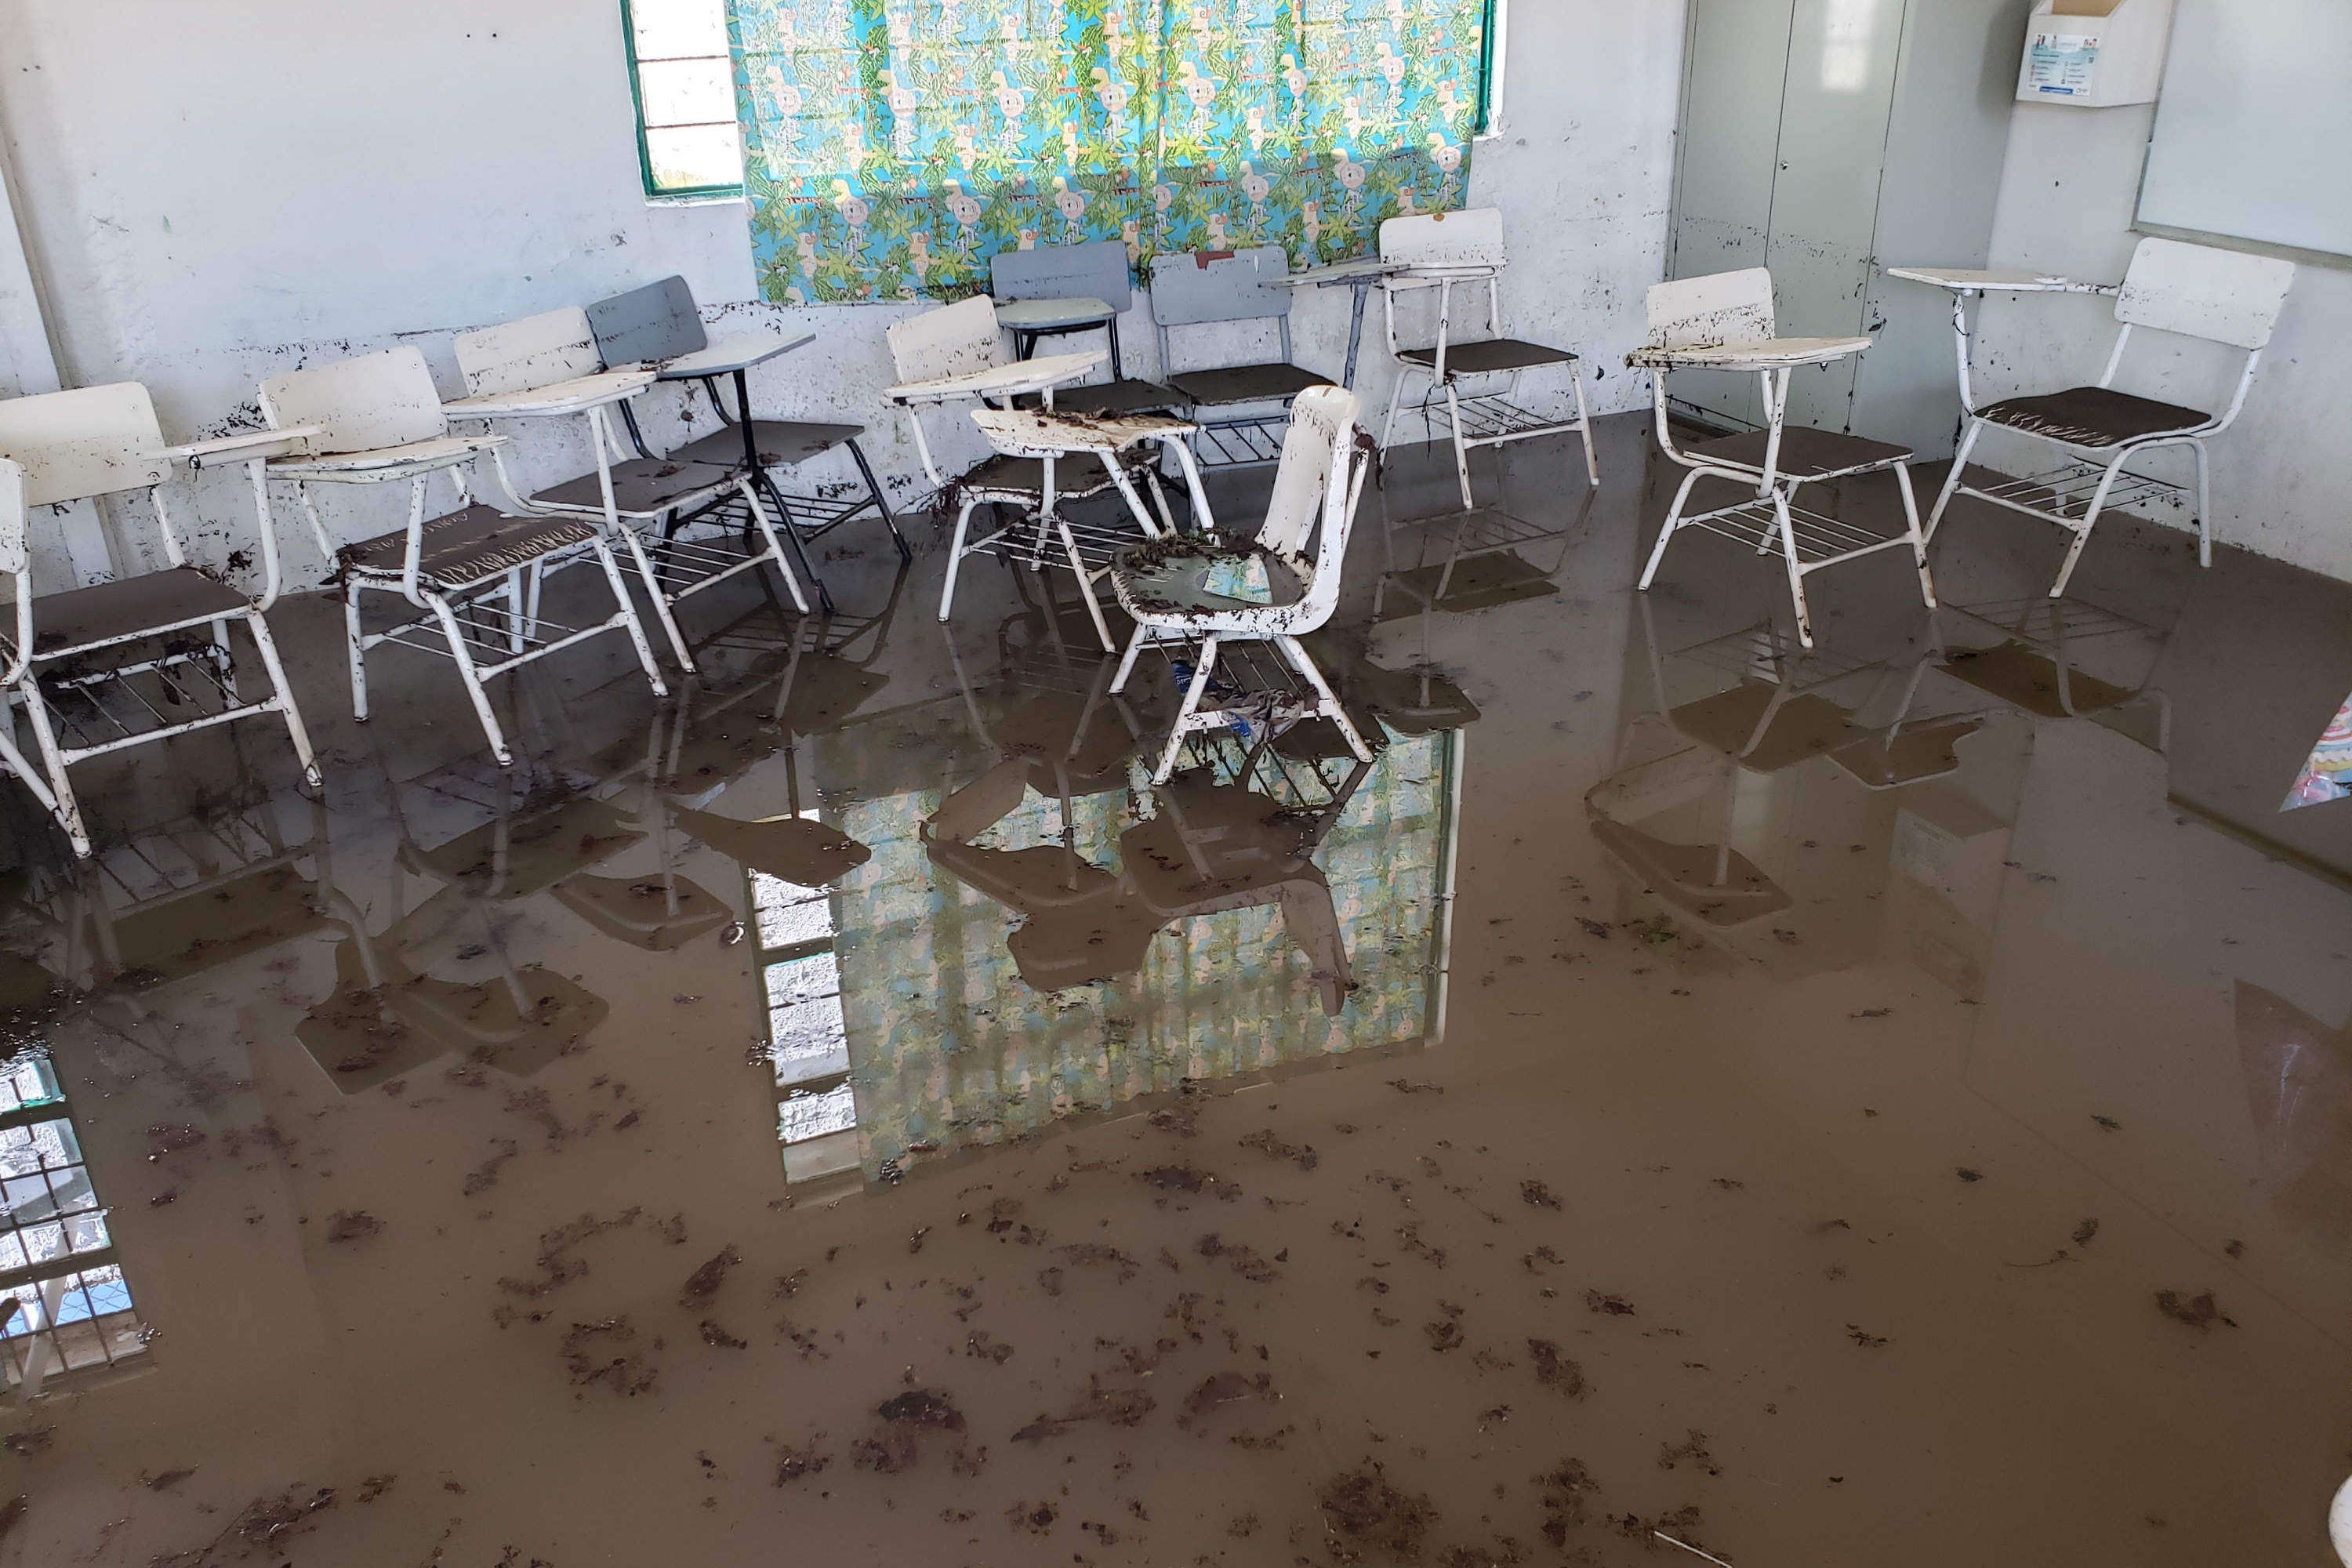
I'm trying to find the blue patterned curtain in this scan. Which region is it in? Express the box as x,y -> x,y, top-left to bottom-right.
728,0 -> 1487,303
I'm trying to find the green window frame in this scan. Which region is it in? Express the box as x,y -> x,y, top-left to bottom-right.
1475,0 -> 1505,137
622,0 -> 746,200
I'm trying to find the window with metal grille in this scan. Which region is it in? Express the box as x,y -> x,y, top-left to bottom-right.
0,1052 -> 148,1394
623,0 -> 747,198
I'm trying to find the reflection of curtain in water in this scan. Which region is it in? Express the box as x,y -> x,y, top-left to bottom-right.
833,735 -> 1445,1181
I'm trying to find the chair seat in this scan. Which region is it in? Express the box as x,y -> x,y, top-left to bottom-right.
1686,427 -> 1911,478
1110,544 -> 1305,624
961,450 -> 1122,498
1013,378 -> 1186,417
1978,387 -> 2210,448
533,457 -> 738,515
24,567 -> 249,656
671,420 -> 863,470
1169,363 -> 1332,408
338,504 -> 599,589
1399,338 -> 1576,376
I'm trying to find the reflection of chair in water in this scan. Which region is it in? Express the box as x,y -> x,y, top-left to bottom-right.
923,737 -> 1371,1011
1932,597 -> 2172,752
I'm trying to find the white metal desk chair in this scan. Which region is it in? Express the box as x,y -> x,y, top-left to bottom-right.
444,306 -> 810,677
1910,238 -> 2296,598
1107,385 -> 1377,784
1631,269 -> 1937,649
0,389 -> 323,858
991,238 -> 1182,418
886,295 -> 1186,640
259,347 -> 668,768
1147,246 -> 1334,468
588,276 -> 908,598
1376,208 -> 1599,511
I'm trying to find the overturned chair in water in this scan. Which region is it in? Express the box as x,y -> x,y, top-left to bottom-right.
1632,268 -> 1936,648
0,388 -> 322,857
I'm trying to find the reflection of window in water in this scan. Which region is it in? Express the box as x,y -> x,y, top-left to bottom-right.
811,731 -> 1458,1188
748,812 -> 859,1185
0,1052 -> 147,1393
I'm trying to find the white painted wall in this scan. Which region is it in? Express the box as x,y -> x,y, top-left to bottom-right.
1971,101 -> 2352,581
0,0 -> 1685,590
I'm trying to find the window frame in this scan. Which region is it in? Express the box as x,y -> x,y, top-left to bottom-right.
1474,0 -> 1508,140
0,1054 -> 148,1393
620,0 -> 747,202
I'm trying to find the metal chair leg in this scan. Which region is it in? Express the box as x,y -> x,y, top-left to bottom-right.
1926,420 -> 1982,543
1154,636 -> 1218,785
343,587 -> 370,722
1639,468 -> 1707,590
1893,462 -> 1937,611
242,609 -> 325,789
615,524 -> 699,673
590,538 -> 671,701
2191,440 -> 2212,568
1111,622 -> 1149,695
1279,635 -> 1374,764
739,478 -> 811,614
425,593 -> 514,766
1572,361 -> 1601,488
1773,490 -> 1815,648
847,437 -> 911,561
16,682 -> 90,857
939,496 -> 982,622
2049,452 -> 2130,599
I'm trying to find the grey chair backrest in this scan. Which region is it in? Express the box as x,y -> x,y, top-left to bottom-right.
588,275 -> 707,368
1148,247 -> 1292,328
990,239 -> 1132,312
1148,245 -> 1296,372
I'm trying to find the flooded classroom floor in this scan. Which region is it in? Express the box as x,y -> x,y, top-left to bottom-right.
0,415 -> 2347,1567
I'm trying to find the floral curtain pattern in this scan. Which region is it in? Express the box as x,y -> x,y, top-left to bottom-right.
728,0 -> 1488,303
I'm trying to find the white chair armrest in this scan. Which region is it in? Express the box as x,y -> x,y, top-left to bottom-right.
443,369 -> 656,418
158,425 -> 324,469
887,349 -> 1107,405
1628,336 -> 1871,371
267,434 -> 505,481
658,332 -> 817,379
971,408 -> 1197,458
1884,266 -> 2114,295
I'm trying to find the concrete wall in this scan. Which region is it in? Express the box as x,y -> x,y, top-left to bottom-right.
0,0 -> 1686,593
1972,101 -> 2352,582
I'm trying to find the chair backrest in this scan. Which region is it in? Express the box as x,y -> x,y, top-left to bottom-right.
453,307 -> 604,397
588,274 -> 707,367
260,347 -> 447,454
1149,247 -> 1293,328
2114,237 -> 2295,350
1259,386 -> 1365,626
0,383 -> 169,507
991,238 -> 1132,311
0,457 -> 25,578
887,295 -> 1006,385
1379,207 -> 1507,270
1644,269 -> 1777,350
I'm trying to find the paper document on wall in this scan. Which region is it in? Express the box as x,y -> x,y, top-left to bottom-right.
2028,33 -> 2102,96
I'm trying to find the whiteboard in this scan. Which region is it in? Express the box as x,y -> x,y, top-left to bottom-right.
2136,0 -> 2352,263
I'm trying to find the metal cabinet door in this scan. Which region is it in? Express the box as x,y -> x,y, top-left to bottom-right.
1668,0 -> 1797,430
1766,0 -> 1906,434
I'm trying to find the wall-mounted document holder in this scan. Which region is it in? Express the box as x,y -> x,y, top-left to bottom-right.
2016,0 -> 2176,107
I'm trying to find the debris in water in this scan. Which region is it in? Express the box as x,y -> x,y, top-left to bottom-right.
1583,1290 -> 1635,1316
1519,1179 -> 1562,1210
680,1245 -> 742,1306
1317,1461 -> 1438,1563
1845,1324 -> 1889,1348
2154,1290 -> 2234,1329
1526,1339 -> 1588,1399
325,1210 -> 383,1243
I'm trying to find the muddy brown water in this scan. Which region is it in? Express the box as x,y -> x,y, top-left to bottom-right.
0,421 -> 2345,1566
